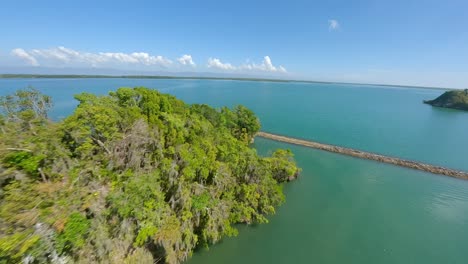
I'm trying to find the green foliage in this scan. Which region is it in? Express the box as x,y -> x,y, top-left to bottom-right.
232,105 -> 261,142
3,151 -> 44,177
192,192 -> 211,211
269,149 -> 300,182
191,104 -> 260,143
56,212 -> 90,253
0,230 -> 40,263
0,87 -> 300,264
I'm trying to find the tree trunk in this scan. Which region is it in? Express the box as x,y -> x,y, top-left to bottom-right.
38,168 -> 47,182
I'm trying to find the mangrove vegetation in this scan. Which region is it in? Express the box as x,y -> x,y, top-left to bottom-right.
0,87 -> 299,263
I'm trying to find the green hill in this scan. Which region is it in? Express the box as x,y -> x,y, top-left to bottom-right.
0,87 -> 300,264
424,89 -> 468,111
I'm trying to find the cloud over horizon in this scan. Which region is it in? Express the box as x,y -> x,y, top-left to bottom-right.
9,46 -> 287,75
207,56 -> 287,73
207,58 -> 236,70
11,46 -> 173,68
240,56 -> 287,73
177,54 -> 195,66
11,48 -> 39,66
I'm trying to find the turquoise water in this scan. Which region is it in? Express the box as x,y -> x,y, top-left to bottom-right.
1,78 -> 468,263
192,138 -> 468,264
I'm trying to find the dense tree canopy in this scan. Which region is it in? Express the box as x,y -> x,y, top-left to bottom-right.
0,87 -> 299,264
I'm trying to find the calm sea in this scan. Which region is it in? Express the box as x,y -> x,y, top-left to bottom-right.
1,78 -> 468,264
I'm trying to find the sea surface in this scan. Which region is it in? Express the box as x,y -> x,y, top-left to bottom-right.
1,78 -> 468,264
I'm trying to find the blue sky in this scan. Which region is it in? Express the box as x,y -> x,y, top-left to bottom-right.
1,0 -> 467,88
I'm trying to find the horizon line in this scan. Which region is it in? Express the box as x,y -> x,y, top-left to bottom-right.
0,73 -> 454,91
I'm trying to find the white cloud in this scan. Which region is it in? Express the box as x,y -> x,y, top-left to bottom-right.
328,19 -> 339,30
11,48 -> 39,66
207,58 -> 236,70
207,56 -> 286,73
13,46 -> 173,68
240,56 -> 287,73
177,54 -> 195,66
100,52 -> 172,67
9,47 -> 287,75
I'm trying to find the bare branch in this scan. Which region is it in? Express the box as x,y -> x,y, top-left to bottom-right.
91,136 -> 111,155
5,147 -> 33,152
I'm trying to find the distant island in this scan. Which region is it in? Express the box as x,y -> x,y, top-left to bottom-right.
424,89 -> 468,111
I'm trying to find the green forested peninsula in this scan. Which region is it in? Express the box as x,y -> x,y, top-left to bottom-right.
424,89 -> 468,111
0,87 -> 299,263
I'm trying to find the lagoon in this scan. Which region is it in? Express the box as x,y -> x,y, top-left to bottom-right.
1,78 -> 468,263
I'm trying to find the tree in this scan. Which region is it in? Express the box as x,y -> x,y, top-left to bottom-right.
233,105 -> 260,142
0,87 -> 300,264
220,105 -> 260,143
0,87 -> 52,130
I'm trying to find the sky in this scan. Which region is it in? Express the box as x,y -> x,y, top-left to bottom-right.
0,0 -> 467,88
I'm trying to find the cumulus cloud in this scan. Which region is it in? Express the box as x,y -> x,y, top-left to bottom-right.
240,56 -> 287,73
328,19 -> 339,30
177,54 -> 195,66
11,48 -> 39,66
12,46 -> 173,68
9,47 -> 287,74
100,52 -> 171,66
207,56 -> 286,73
207,58 -> 236,70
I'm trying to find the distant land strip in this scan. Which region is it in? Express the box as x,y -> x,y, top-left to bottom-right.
256,131 -> 468,180
0,74 -> 450,90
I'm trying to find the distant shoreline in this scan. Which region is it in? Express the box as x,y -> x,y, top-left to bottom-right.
0,73 -> 451,91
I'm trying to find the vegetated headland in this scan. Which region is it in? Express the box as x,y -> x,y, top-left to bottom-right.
424,89 -> 468,111
0,87 -> 300,264
257,131 -> 468,180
